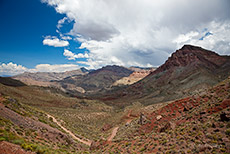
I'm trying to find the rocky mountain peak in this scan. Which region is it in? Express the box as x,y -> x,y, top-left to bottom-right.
155,45 -> 223,73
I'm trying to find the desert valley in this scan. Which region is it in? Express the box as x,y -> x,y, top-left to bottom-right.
1,0 -> 230,153
0,45 -> 230,153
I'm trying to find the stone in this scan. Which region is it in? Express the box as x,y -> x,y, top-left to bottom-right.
183,107 -> 189,112
138,113 -> 147,125
156,115 -> 162,120
159,122 -> 175,132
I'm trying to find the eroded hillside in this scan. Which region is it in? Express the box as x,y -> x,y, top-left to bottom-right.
94,77 -> 230,153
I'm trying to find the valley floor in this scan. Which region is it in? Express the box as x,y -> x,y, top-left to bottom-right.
0,77 -> 230,153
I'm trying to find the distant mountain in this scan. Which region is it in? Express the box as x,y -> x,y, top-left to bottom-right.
102,45 -> 230,106
57,65 -> 133,94
0,77 -> 26,87
129,66 -> 156,71
12,67 -> 89,86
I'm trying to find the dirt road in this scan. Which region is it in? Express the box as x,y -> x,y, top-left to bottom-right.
107,127 -> 119,141
47,114 -> 92,146
107,110 -> 134,142
47,110 -> 135,144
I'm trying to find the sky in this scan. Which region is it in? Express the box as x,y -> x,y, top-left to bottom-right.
0,0 -> 230,76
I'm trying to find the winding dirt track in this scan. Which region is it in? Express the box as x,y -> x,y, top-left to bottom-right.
107,110 -> 134,142
107,127 -> 119,141
47,110 -> 135,145
47,114 -> 92,146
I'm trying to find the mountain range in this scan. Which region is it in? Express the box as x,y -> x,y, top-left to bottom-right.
7,45 -> 230,106
0,44 -> 230,153
100,45 -> 230,106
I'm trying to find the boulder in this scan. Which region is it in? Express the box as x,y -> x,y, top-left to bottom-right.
156,115 -> 162,120
159,122 -> 175,132
138,113 -> 147,125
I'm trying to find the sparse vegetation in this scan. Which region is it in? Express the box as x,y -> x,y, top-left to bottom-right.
1,50 -> 230,153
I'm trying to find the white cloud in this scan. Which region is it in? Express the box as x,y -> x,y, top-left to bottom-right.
173,31 -> 199,44
0,62 -> 29,76
57,17 -> 68,29
43,36 -> 69,47
0,62 -> 81,76
61,36 -> 72,40
63,49 -> 89,60
32,63 -> 80,72
173,21 -> 230,55
42,0 -> 230,68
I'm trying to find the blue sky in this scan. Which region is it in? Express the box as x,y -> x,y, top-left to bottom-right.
0,0 -> 65,68
0,0 -> 88,75
0,0 -> 230,76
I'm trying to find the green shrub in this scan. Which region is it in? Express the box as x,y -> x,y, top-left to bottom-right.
140,147 -> 146,152
0,137 -> 6,141
12,139 -> 24,145
225,129 -> 230,136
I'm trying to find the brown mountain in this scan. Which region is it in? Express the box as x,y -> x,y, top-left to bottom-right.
102,45 -> 230,106
0,77 -> 26,87
57,65 -> 133,95
12,67 -> 89,86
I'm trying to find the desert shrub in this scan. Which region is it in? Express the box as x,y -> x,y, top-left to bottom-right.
139,147 -> 146,152
225,129 -> 230,135
12,139 -> 24,145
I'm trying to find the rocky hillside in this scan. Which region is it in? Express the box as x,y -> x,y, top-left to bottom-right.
94,76 -> 230,153
0,92 -> 84,153
12,67 -> 89,86
57,65 -> 133,94
104,45 -> 230,106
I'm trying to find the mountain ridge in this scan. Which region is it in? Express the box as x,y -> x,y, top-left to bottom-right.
99,45 -> 230,106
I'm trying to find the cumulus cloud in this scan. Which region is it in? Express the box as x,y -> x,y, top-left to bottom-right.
32,63 -> 80,72
63,49 -> 89,60
0,62 -> 29,76
43,36 -> 69,47
174,21 -> 230,55
42,0 -> 230,68
0,62 -> 81,76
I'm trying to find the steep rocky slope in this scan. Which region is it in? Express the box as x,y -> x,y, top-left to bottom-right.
95,77 -> 230,153
104,45 -> 230,106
